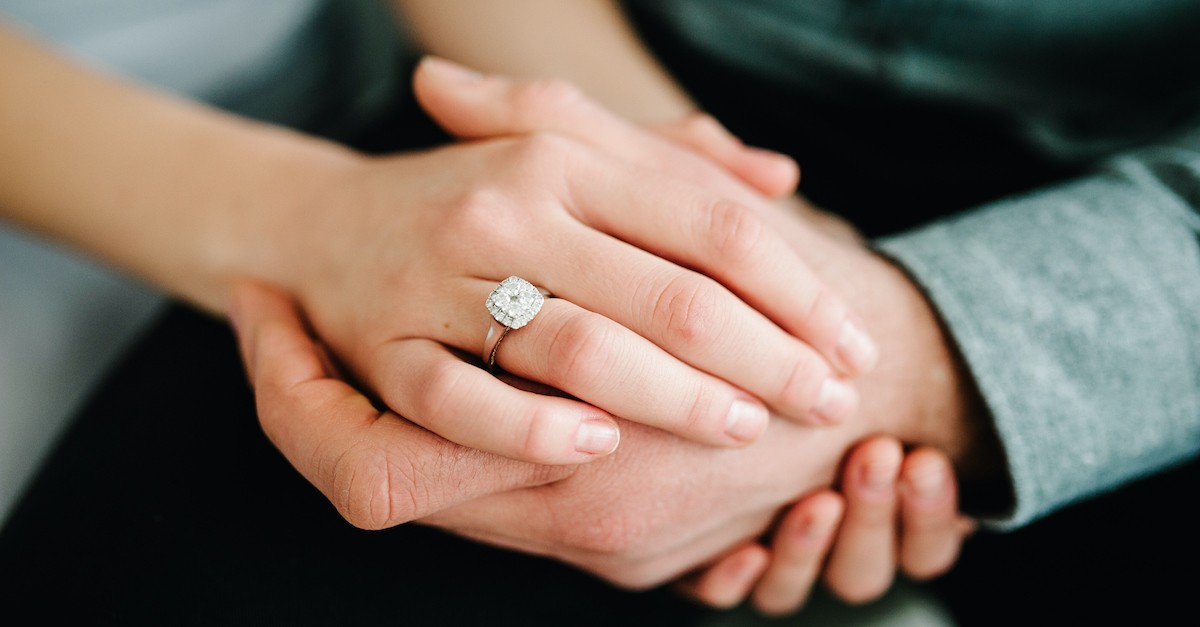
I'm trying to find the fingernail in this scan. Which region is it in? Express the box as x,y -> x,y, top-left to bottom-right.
813,377 -> 856,424
836,320 -> 879,374
906,458 -> 947,503
724,399 -> 768,443
797,512 -> 834,542
575,417 -> 620,455
862,451 -> 901,493
420,56 -> 482,83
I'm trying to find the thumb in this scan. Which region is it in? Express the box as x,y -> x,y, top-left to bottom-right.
413,55 -> 616,141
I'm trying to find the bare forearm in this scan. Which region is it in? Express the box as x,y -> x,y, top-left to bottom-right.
390,0 -> 695,123
0,24 -> 359,312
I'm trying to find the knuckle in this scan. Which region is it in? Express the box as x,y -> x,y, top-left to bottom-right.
651,275 -> 721,345
517,404 -> 565,463
329,441 -> 406,530
801,284 -> 846,345
414,359 -> 470,427
506,132 -> 580,178
680,384 -> 722,437
514,78 -> 587,120
440,186 -> 514,251
705,199 -> 767,265
545,310 -> 617,391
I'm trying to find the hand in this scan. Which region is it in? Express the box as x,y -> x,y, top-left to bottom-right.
240,57 -> 879,469
229,278 -> 864,586
678,438 -> 975,615
228,64 -> 995,588
227,218 -> 983,589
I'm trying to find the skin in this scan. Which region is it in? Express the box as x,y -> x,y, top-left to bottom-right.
228,178 -> 985,591
0,13 -> 981,613
386,1 -> 986,607
0,26 -> 873,465
227,60 -> 996,596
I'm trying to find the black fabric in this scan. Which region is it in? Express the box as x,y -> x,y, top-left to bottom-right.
620,1 -> 1085,239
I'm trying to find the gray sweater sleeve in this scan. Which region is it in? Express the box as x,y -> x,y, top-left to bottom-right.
875,128 -> 1200,529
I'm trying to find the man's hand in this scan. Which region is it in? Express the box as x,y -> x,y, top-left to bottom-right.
677,439 -> 975,615
227,221 -> 985,589
226,61 -> 995,589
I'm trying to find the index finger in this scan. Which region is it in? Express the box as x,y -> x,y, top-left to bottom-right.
226,280 -> 573,529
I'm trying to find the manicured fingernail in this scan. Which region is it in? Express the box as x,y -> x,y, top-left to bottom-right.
724,400 -> 768,443
906,458 -> 947,502
836,320 -> 879,374
862,451 -> 901,493
575,417 -> 620,455
420,56 -> 481,82
813,377 -> 856,424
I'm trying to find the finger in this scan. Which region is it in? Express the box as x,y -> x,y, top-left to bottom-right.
676,544 -> 771,609
228,280 -> 572,528
898,447 -> 970,580
413,57 -> 751,201
823,437 -> 902,604
567,156 -> 876,378
370,337 -> 622,465
414,58 -> 877,378
482,295 -> 772,446
650,112 -> 800,199
403,270 -> 772,446
526,199 -> 859,424
750,490 -> 844,616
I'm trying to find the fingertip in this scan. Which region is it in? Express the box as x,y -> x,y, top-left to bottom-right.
835,319 -> 880,376
722,398 -> 769,444
781,490 -> 843,547
709,545 -> 771,609
850,437 -> 903,496
740,147 -> 801,198
901,448 -> 954,507
574,415 -> 621,456
812,376 -> 858,425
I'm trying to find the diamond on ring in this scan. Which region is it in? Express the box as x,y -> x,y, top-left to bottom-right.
485,276 -> 545,329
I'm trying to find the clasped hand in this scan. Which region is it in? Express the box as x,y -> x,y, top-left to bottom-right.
226,58 -> 974,614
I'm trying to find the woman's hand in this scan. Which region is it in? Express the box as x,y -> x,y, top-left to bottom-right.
678,437 -> 975,615
241,59 -> 878,466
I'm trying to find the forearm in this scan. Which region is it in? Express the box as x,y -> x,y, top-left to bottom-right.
389,0 -> 694,123
0,24 -> 360,313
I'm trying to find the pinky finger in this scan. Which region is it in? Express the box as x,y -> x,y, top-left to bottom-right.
750,490 -> 844,616
676,544 -> 771,610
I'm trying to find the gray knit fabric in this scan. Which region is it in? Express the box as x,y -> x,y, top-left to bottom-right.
877,137 -> 1200,527
636,0 -> 1200,528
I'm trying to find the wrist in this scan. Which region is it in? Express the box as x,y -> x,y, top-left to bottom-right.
848,250 -> 1003,484
205,124 -> 365,312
